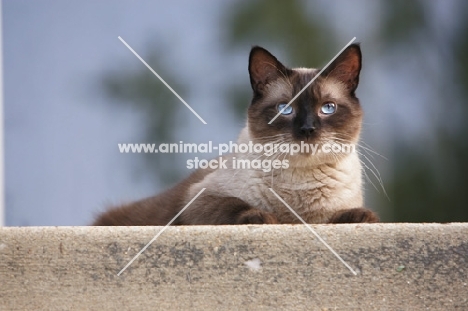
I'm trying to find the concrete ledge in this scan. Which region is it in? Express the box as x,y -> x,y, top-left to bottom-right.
0,224 -> 467,310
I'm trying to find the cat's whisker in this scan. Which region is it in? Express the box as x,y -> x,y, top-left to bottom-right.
328,134 -> 388,200
332,134 -> 388,160
280,151 -> 290,181
253,133 -> 288,140
360,160 -> 382,194
355,153 -> 386,196
355,150 -> 389,201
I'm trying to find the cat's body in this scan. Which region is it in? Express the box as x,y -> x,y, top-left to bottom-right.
94,44 -> 378,226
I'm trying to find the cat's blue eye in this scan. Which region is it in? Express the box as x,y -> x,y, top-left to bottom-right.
277,103 -> 293,115
321,102 -> 336,115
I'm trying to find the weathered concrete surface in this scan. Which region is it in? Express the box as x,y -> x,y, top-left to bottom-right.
0,224 -> 467,310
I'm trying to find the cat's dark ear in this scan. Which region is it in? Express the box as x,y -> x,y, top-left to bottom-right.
249,46 -> 287,96
323,44 -> 362,94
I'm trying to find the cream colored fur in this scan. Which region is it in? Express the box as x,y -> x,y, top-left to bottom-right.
188,126 -> 363,224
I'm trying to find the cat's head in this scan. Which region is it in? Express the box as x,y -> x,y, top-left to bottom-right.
247,44 -> 363,165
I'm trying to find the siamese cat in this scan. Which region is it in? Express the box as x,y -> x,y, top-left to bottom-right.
94,44 -> 379,226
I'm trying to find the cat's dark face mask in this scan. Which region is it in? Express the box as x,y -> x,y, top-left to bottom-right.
247,45 -> 363,163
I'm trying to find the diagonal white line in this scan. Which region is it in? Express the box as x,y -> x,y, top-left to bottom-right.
118,36 -> 207,125
268,188 -> 358,275
268,37 -> 356,124
117,188 -> 206,276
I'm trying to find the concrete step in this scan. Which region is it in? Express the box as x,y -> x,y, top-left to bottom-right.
1,224 -> 467,310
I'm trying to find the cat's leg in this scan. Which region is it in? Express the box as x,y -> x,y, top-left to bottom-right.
328,208 -> 379,224
179,195 -> 278,225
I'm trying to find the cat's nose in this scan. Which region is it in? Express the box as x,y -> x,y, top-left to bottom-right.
300,125 -> 316,137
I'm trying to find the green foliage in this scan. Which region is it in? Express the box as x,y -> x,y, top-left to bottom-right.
381,0 -> 427,44
455,2 -> 468,97
379,1 -> 468,222
226,0 -> 331,63
102,52 -> 185,185
389,145 -> 468,222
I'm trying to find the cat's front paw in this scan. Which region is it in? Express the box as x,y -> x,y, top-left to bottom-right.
236,209 -> 278,224
328,208 -> 379,224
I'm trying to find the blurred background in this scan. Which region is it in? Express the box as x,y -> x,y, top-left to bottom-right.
3,0 -> 468,226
